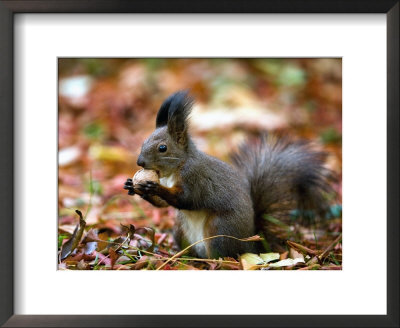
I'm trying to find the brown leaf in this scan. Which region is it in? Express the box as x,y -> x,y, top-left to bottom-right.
135,227 -> 155,252
82,228 -> 99,243
131,256 -> 149,270
113,264 -> 131,270
97,229 -> 111,251
280,251 -> 288,260
120,223 -> 136,241
60,210 -> 86,260
109,248 -> 118,269
97,252 -> 112,267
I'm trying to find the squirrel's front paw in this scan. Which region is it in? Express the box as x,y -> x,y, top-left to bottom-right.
136,181 -> 160,195
123,178 -> 135,195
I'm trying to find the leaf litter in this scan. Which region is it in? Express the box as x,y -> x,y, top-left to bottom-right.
58,58 -> 342,270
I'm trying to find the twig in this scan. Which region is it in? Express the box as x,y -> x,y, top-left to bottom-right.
88,238 -> 240,267
156,234 -> 261,270
319,233 -> 342,260
307,233 -> 342,266
287,240 -> 321,256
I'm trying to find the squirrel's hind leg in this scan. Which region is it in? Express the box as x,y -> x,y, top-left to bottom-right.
204,215 -> 258,259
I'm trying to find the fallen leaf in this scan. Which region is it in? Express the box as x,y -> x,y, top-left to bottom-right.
268,258 -> 305,268
240,253 -> 264,270
109,248 -> 118,269
58,224 -> 78,235
289,248 -> 305,261
84,242 -> 97,255
97,252 -> 112,267
259,253 -> 280,263
135,227 -> 155,252
116,255 -> 132,264
60,210 -> 86,260
77,259 -> 89,270
131,256 -> 149,270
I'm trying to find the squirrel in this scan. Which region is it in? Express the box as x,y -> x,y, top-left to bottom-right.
124,91 -> 334,259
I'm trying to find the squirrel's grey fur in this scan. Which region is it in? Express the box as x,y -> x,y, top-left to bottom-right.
124,91 -> 334,259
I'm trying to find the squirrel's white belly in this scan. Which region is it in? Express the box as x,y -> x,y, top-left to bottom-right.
180,210 -> 207,258
160,173 -> 207,257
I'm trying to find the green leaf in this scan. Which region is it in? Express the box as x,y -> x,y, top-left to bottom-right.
58,234 -> 70,248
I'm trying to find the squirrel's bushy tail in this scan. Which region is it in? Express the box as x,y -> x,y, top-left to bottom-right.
230,135 -> 335,227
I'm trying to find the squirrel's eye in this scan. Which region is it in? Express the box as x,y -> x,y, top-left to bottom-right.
158,145 -> 167,152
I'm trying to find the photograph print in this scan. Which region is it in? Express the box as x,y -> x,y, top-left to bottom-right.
58,58 -> 342,270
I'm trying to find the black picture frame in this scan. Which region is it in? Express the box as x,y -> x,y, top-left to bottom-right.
0,1 -> 398,327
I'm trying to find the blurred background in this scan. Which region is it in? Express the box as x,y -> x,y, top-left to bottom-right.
58,58 -> 342,266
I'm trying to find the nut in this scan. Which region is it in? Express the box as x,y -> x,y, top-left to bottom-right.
132,169 -> 159,185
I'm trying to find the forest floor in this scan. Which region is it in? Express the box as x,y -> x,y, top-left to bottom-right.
58,58 -> 342,270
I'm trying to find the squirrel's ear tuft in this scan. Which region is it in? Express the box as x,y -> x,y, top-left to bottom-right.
163,91 -> 194,146
156,93 -> 175,128
156,91 -> 193,129
155,90 -> 194,145
167,91 -> 194,146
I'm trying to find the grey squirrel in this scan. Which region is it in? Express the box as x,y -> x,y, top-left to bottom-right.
124,91 -> 334,259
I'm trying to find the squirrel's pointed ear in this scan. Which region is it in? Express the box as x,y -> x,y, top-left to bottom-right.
167,91 -> 193,146
156,94 -> 174,128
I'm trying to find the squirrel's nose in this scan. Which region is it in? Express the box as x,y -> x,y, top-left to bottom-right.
137,155 -> 146,168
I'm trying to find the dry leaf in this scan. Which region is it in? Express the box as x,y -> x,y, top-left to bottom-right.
268,258 -> 304,268
240,253 -> 264,270
259,253 -> 280,263
60,210 -> 86,260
